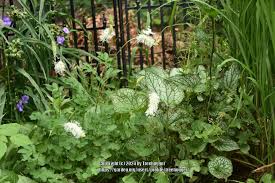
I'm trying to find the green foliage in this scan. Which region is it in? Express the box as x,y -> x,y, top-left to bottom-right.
0,0 -> 266,182
3,62 -> 252,182
0,123 -> 32,160
175,160 -> 201,178
111,88 -> 146,113
208,156 -> 233,180
218,0 -> 275,166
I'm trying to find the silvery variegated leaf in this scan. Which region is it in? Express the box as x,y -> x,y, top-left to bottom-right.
172,74 -> 201,91
143,68 -> 184,106
111,88 -> 146,113
170,68 -> 183,77
223,65 -> 240,91
208,156 -> 233,180
212,138 -> 240,152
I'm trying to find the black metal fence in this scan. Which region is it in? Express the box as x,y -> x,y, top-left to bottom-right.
1,0 -> 192,82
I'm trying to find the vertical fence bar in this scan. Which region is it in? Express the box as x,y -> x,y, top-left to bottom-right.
1,0 -> 5,70
147,0 -> 154,65
69,0 -> 78,49
102,14 -> 109,52
113,0 -> 122,79
82,17 -> 89,62
9,0 -> 13,5
91,0 -> 99,53
182,0 -> 189,29
136,0 -> 144,70
118,0 -> 127,86
91,0 -> 100,74
159,0 -> 166,69
2,0 -> 5,17
172,1 -> 178,67
125,0 -> 131,74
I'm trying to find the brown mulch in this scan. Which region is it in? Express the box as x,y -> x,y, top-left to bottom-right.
67,7 -> 192,69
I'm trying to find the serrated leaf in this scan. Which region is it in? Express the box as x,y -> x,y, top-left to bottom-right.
10,134 -> 32,147
208,156 -> 233,180
122,175 -> 138,183
153,172 -> 170,183
127,136 -> 156,157
111,89 -> 146,113
0,123 -> 21,136
0,141 -> 7,160
0,135 -> 7,143
17,175 -> 37,183
176,159 -> 200,178
213,138 -> 240,152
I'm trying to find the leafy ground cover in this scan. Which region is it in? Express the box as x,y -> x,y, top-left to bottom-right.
0,0 -> 275,182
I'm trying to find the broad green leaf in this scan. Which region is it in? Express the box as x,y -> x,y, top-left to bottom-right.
246,179 -> 256,183
0,141 -> 7,160
0,123 -> 21,136
17,175 -> 37,183
175,159 -> 201,178
153,172 -> 170,183
169,68 -> 183,77
0,135 -> 7,143
213,138 -> 240,152
208,156 -> 233,180
127,136 -> 156,157
186,139 -> 207,155
111,88 -> 146,113
10,134 -> 32,147
122,175 -> 138,183
260,173 -> 275,183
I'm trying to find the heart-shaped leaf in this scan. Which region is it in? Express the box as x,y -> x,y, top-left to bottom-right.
111,88 -> 146,113
208,156 -> 233,180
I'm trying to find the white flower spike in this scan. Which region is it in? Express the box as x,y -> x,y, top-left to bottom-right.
100,28 -> 115,43
142,28 -> 155,36
136,27 -> 157,48
54,60 -> 66,76
145,92 -> 160,117
64,121 -> 86,139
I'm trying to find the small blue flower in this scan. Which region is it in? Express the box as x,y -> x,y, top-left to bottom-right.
21,95 -> 29,104
2,16 -> 12,26
16,100 -> 24,112
57,36 -> 65,45
63,27 -> 70,34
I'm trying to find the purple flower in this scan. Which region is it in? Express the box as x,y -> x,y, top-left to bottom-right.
57,36 -> 65,45
63,27 -> 70,34
16,101 -> 24,112
21,95 -> 29,104
2,16 -> 12,26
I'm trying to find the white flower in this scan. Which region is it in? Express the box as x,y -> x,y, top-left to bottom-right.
142,28 -> 155,36
145,92 -> 160,117
136,28 -> 157,48
100,28 -> 115,43
64,121 -> 86,139
54,60 -> 66,76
